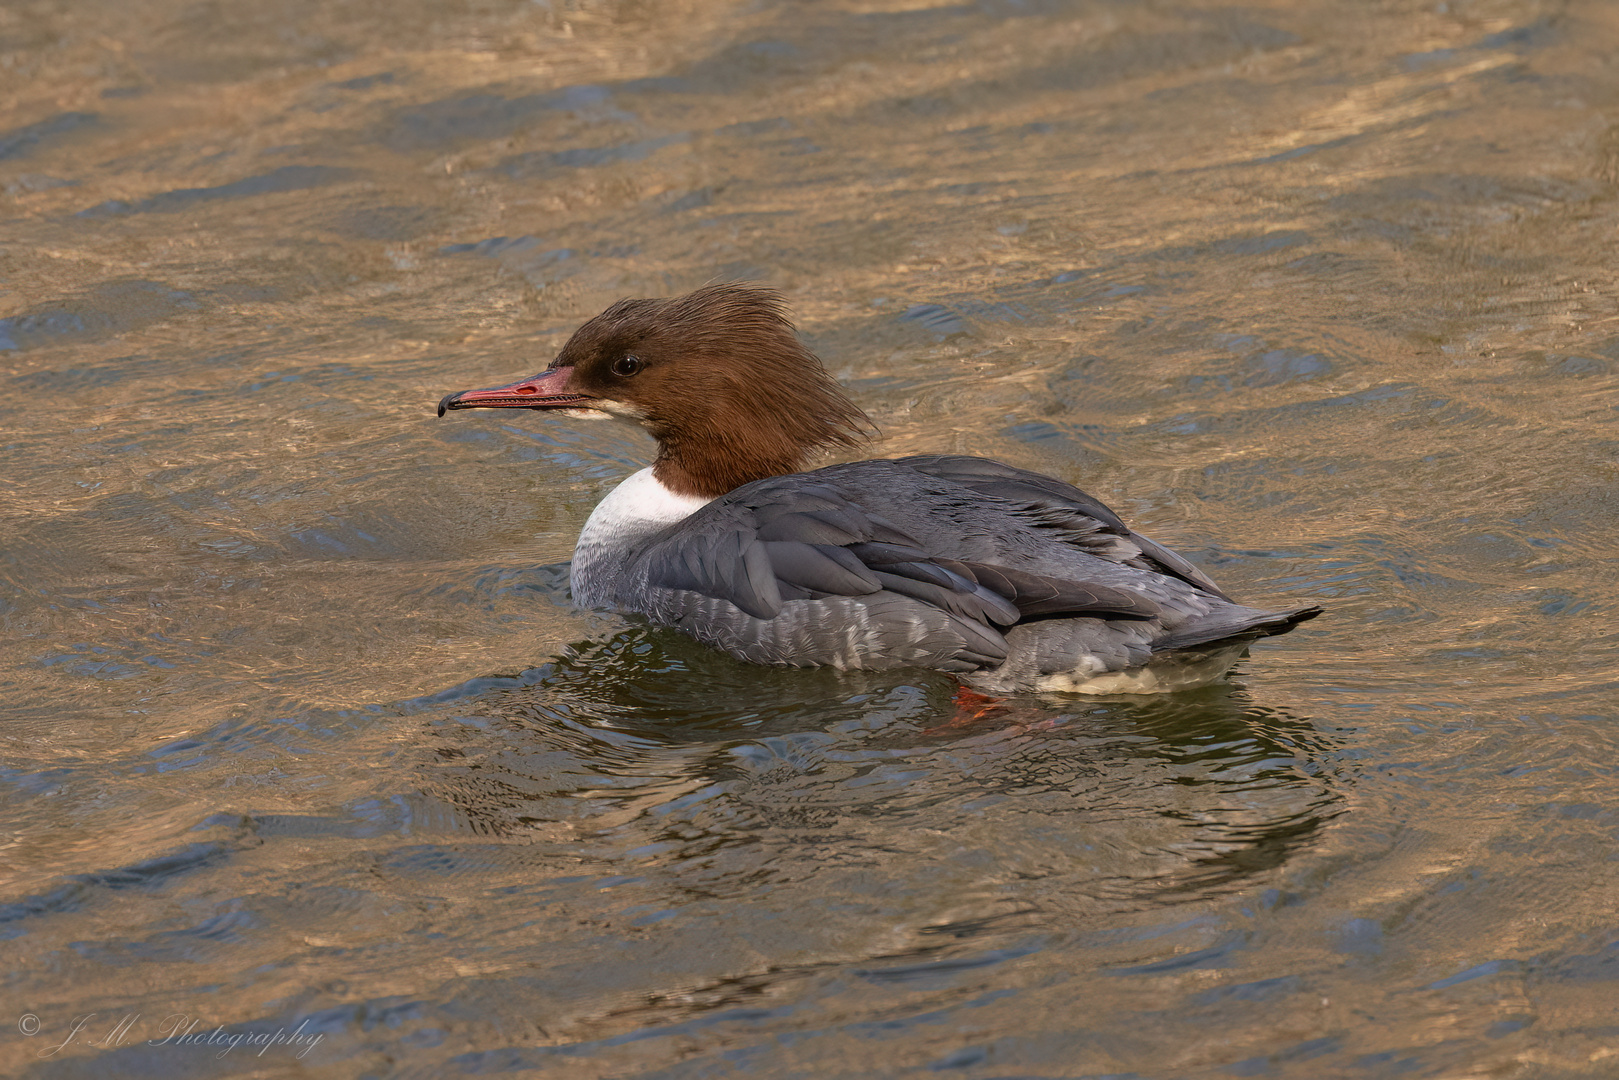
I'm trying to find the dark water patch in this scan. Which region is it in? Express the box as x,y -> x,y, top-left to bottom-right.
1108,934 -> 1246,975
998,19 -> 1300,102
805,273 -> 1152,363
331,71 -> 396,91
1403,48 -> 1457,72
900,303 -> 971,338
774,135 -> 822,155
1428,958 -> 1521,990
386,84 -> 617,149
1325,172 -> 1597,231
5,173 -> 77,195
617,75 -> 692,95
394,667 -> 559,712
435,626 -> 939,741
1189,973 -> 1305,1005
1178,341 -> 1334,393
0,843 -> 227,927
854,939 -> 1045,985
929,180 -> 1009,199
238,359 -> 377,390
717,116 -> 793,137
1213,231 -> 1312,256
0,282 -> 201,351
278,506 -> 455,562
438,237 -> 606,287
139,44 -> 343,85
0,766 -> 79,800
660,186 -> 713,212
330,203 -> 439,241
1248,133 -> 1362,165
1517,351 -> 1616,378
413,640 -> 1345,903
448,1004 -> 796,1072
37,643 -> 187,681
717,38 -> 802,67
428,562 -> 573,609
494,132 -> 690,178
72,908 -> 258,965
1282,249 -> 1372,278
76,164 -> 357,216
1475,17 -> 1556,52
1152,230 -> 1312,263
971,271 -> 1157,316
650,4 -> 1002,101
1003,419 -> 1103,452
677,38 -> 825,92
855,3 -> 976,30
882,292 -> 1044,337
1546,937 -> 1619,982
378,844 -> 562,878
439,234 -> 544,257
7,352 -> 162,391
136,708 -> 391,776
1225,1036 -> 1341,1074
956,297 -> 1038,323
0,111 -> 97,160
1107,381 -> 1431,442
1336,917 -> 1384,956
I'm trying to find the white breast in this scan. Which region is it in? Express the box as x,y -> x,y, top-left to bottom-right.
570,467 -> 713,603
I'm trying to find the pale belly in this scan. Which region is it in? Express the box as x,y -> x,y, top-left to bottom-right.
1026,644 -> 1250,695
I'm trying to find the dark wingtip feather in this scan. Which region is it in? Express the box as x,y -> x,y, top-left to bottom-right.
1259,604 -> 1324,635
1154,603 -> 1324,653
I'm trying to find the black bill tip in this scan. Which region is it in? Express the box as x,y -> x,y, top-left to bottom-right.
437,392 -> 459,418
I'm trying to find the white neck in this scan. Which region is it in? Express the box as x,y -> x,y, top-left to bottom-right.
570,467 -> 714,602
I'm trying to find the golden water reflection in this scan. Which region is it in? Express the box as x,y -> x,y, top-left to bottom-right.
4,0 -> 1619,1075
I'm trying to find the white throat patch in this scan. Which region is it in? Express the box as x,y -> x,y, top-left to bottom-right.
571,467 -> 714,602
584,467 -> 713,531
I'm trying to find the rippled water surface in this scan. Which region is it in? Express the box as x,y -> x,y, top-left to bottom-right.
5,0 -> 1619,1076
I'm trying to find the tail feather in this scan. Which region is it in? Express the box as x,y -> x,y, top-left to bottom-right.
1153,603 -> 1323,654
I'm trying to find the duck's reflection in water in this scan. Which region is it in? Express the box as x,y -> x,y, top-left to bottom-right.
420,627 -> 1345,912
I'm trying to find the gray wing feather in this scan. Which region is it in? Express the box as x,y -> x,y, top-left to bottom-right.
897,453 -> 1232,600
630,458 -> 1257,673
637,481 -> 1021,667
646,529 -> 782,620
643,473 -> 1167,633
1126,535 -> 1230,601
737,539 -> 782,619
755,510 -> 866,545
761,541 -> 881,596
950,560 -> 1162,620
870,571 -> 1021,627
901,455 -> 1130,531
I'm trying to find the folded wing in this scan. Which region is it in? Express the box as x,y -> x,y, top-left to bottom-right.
640,468 -> 1170,673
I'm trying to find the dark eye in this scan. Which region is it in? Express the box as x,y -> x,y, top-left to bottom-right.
610,355 -> 643,378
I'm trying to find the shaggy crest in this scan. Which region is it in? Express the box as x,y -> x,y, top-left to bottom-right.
553,283 -> 873,497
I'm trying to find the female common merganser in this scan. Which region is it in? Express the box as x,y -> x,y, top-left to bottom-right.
438,284 -> 1320,694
